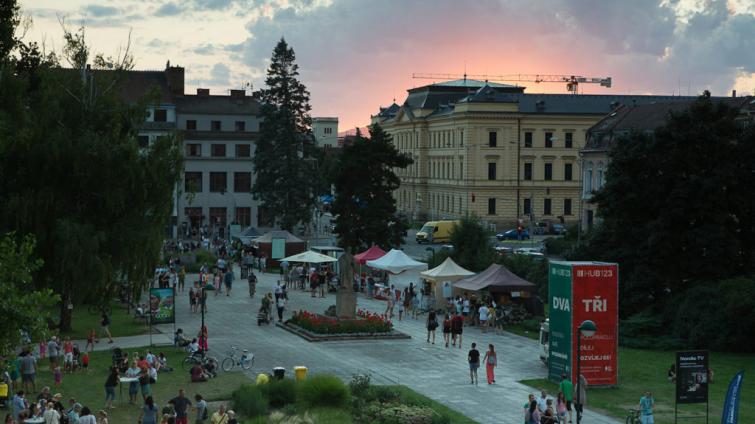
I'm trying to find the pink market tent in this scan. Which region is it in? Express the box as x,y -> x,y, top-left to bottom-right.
354,246 -> 387,265
454,263 -> 536,292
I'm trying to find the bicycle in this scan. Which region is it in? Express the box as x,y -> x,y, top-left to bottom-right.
625,409 -> 642,424
221,346 -> 254,372
181,351 -> 219,372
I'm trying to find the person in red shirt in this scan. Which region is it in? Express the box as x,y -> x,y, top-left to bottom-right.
81,352 -> 90,372
309,271 -> 319,298
63,338 -> 74,373
451,311 -> 464,349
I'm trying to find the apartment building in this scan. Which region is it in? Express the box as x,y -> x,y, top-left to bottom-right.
372,78 -> 697,228
312,117 -> 339,148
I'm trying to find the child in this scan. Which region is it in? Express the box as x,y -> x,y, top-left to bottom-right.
54,365 -> 62,387
38,339 -> 46,359
96,409 -> 109,424
63,337 -> 74,373
86,329 -> 97,352
82,351 -> 90,372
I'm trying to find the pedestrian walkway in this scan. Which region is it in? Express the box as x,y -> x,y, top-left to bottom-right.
148,267 -> 619,424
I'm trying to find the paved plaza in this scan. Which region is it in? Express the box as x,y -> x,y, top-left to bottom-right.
121,268 -> 619,424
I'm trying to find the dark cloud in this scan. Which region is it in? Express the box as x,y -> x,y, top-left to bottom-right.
82,5 -> 121,18
155,2 -> 182,17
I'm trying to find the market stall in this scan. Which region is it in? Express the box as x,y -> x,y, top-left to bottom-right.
420,257 -> 475,309
353,245 -> 387,264
366,249 -> 428,298
454,263 -> 536,305
254,230 -> 306,267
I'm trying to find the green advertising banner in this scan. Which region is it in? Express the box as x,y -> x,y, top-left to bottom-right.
549,262 -> 573,382
149,288 -> 175,324
271,238 -> 286,259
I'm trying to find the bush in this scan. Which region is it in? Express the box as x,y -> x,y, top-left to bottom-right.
297,374 -> 350,409
289,310 -> 392,334
367,403 -> 434,424
349,373 -> 371,399
232,384 -> 268,418
262,378 -> 297,408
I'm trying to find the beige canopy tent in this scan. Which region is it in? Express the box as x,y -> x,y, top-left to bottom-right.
280,250 -> 338,264
420,257 -> 475,308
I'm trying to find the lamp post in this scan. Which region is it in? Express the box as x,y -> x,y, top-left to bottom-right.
576,320 -> 597,424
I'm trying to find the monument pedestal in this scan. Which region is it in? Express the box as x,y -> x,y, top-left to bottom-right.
336,286 -> 357,319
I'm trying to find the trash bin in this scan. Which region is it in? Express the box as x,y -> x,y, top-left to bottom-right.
256,373 -> 270,385
273,367 -> 286,380
294,366 -> 308,381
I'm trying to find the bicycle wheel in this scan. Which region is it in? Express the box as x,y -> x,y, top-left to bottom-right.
181,357 -> 195,371
206,356 -> 220,372
241,354 -> 254,370
221,357 -> 235,372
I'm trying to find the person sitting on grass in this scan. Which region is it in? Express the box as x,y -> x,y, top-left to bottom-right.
158,353 -> 173,372
190,364 -> 209,383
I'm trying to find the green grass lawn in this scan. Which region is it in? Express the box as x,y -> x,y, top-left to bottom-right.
520,348 -> 754,424
56,301 -> 149,340
25,346 -> 250,423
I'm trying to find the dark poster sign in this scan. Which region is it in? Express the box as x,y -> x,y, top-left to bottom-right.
676,350 -> 709,404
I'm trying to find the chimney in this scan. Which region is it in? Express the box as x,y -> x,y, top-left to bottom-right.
196,88 -> 210,96
732,89 -> 737,98
230,89 -> 245,98
165,66 -> 185,96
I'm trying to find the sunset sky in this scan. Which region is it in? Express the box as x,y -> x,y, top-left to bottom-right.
21,0 -> 755,131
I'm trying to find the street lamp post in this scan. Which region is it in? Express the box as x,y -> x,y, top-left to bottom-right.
576,320 -> 597,424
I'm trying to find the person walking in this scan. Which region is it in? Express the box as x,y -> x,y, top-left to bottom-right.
189,288 -> 196,313
526,399 -> 541,424
47,337 -> 60,372
556,392 -> 568,424
198,325 -> 209,353
169,389 -> 192,424
426,310 -> 438,344
223,269 -> 233,296
451,311 -> 464,349
138,396 -> 159,424
558,374 -> 574,424
575,374 -> 587,422
103,367 -> 118,410
384,294 -> 394,319
638,391 -> 654,424
442,313 -> 451,347
467,343 -> 480,385
478,303 -> 489,333
100,313 -> 114,344
483,344 -> 497,384
275,295 -> 286,322
247,271 -> 257,298
19,349 -> 37,393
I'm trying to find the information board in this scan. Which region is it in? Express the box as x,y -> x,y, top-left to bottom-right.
548,262 -> 573,382
149,288 -> 175,324
676,350 -> 709,404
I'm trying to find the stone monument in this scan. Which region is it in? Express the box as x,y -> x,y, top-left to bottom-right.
335,252 -> 357,319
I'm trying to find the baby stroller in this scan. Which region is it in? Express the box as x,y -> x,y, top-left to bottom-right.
257,305 -> 271,326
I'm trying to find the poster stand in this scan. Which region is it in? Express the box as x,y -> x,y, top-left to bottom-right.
674,350 -> 709,424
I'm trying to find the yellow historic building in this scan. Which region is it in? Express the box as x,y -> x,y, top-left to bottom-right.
372,79 -> 690,229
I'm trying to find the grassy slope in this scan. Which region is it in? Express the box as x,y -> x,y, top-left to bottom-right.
520,348 -> 754,424
27,346 -> 250,423
57,301 -> 149,340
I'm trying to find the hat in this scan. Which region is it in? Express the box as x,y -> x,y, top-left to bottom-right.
227,410 -> 235,417
73,403 -> 82,411
53,393 -> 63,400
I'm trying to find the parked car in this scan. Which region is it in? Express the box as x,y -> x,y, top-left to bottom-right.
551,223 -> 566,235
496,229 -> 530,240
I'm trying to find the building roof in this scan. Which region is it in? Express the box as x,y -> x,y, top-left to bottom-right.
425,78 -> 519,89
584,96 -> 753,152
177,94 -> 261,115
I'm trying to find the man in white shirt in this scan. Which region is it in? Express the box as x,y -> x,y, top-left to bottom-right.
537,389 -> 549,413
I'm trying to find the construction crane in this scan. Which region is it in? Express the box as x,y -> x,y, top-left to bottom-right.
412,73 -> 612,94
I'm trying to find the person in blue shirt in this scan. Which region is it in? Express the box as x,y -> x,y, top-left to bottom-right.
12,391 -> 26,422
639,391 -> 654,424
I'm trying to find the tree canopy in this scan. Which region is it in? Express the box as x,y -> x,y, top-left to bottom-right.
332,125 -> 412,252
449,215 -> 496,272
253,38 -> 316,231
576,95 -> 755,316
0,18 -> 182,330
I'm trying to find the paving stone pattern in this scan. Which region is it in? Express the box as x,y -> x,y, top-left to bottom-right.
105,267 -> 618,424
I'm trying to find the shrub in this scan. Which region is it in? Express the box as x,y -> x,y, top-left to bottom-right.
289,310 -> 392,334
349,373 -> 371,399
231,384 -> 268,418
262,378 -> 297,408
297,374 -> 350,409
367,403 -> 434,424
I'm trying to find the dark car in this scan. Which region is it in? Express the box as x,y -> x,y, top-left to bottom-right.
496,229 -> 530,241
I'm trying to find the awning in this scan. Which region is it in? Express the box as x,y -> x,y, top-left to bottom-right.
454,263 -> 536,292
280,250 -> 338,264
420,257 -> 475,282
366,249 -> 428,274
354,246 -> 387,265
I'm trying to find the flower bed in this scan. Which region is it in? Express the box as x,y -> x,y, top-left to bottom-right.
288,309 -> 392,334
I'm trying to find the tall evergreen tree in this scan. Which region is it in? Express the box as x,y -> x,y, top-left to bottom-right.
253,38 -> 316,231
332,125 -> 412,252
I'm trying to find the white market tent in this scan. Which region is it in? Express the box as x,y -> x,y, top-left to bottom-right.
366,249 -> 428,274
280,250 -> 338,264
420,257 -> 475,308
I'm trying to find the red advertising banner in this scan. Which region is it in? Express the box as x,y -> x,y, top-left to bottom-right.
571,264 -> 619,386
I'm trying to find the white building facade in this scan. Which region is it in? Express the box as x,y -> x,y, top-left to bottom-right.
312,117 -> 338,148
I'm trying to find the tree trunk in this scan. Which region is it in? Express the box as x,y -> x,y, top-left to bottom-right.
58,292 -> 73,332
